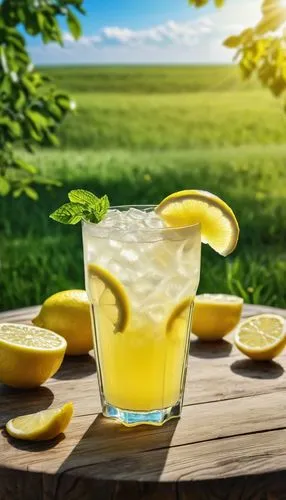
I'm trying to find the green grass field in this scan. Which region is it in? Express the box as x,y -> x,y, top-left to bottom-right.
1,66 -> 286,311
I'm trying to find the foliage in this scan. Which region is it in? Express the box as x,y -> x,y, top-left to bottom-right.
0,0 -> 84,198
220,0 -> 286,104
189,0 -> 286,108
1,143 -> 285,310
1,66 -> 286,310
188,0 -> 224,7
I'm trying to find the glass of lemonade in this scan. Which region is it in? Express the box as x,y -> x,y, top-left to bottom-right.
82,205 -> 201,426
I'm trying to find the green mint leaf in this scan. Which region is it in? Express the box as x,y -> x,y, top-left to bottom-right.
68,189 -> 99,206
85,195 -> 110,223
98,194 -> 110,218
50,191 -> 110,225
49,202 -> 85,224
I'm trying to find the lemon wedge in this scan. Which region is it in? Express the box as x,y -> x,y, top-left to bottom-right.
88,264 -> 130,333
6,402 -> 74,441
156,190 -> 239,256
0,323 -> 66,388
192,294 -> 243,341
234,314 -> 286,360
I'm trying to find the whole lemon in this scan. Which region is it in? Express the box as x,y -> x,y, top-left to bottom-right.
33,290 -> 93,356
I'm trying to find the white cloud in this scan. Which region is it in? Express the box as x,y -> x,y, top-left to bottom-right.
30,0 -> 262,65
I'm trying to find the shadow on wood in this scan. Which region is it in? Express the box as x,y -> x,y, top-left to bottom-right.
190,339 -> 233,359
0,385 -> 54,427
231,359 -> 284,379
2,428 -> 65,452
52,354 -> 96,381
51,414 -> 178,497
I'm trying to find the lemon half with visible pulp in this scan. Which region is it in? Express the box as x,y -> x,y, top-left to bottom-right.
0,323 -> 66,388
156,190 -> 239,256
33,290 -> 93,356
88,264 -> 130,334
192,294 -> 243,341
6,402 -> 73,441
234,314 -> 286,361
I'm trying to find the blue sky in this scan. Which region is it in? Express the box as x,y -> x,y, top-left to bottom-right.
29,0 -> 262,66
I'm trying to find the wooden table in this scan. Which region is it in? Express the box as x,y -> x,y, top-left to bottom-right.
1,304 -> 286,500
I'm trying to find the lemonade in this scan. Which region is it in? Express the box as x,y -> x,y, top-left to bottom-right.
83,206 -> 201,425
50,188 -> 239,426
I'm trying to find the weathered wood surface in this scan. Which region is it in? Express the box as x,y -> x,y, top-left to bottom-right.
0,304 -> 286,500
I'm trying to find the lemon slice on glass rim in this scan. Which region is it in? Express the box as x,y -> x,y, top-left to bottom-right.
88,263 -> 130,333
156,190 -> 239,256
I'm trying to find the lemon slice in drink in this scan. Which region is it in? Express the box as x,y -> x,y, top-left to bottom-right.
234,314 -> 286,361
156,190 -> 239,256
166,297 -> 193,338
0,323 -> 66,388
88,264 -> 130,333
192,294 -> 243,341
6,402 -> 74,441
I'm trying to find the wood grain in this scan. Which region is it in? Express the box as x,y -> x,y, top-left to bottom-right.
0,304 -> 286,500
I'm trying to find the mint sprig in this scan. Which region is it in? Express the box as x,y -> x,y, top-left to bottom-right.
50,189 -> 110,224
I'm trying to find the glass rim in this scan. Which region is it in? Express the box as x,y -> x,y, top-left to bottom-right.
82,204 -> 201,235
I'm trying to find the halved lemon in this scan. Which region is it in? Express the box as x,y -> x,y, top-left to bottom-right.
234,314 -> 286,361
192,294 -> 243,341
88,264 -> 130,333
166,297 -> 193,338
6,402 -> 74,441
0,323 -> 66,388
156,190 -> 239,256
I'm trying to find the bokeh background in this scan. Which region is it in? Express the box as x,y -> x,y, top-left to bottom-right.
1,1 -> 286,311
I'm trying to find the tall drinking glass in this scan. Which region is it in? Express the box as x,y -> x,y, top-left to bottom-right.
82,205 -> 201,426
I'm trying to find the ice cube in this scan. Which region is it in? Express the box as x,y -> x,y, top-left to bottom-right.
126,208 -> 146,220
145,212 -> 164,229
120,247 -> 139,263
145,304 -> 166,324
109,239 -> 122,250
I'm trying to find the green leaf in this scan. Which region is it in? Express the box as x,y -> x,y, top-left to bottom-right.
68,189 -> 99,206
45,130 -> 60,146
14,91 -> 26,111
13,188 -> 24,199
0,117 -> 22,138
0,176 -> 10,196
23,186 -> 39,201
67,9 -> 82,40
22,76 -> 36,96
26,122 -> 43,142
14,159 -> 38,174
74,5 -> 86,15
26,110 -> 48,130
98,194 -> 110,216
47,102 -> 63,120
36,12 -> 46,31
86,194 -> 110,223
50,202 -> 85,224
51,191 -> 110,225
56,94 -> 74,111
